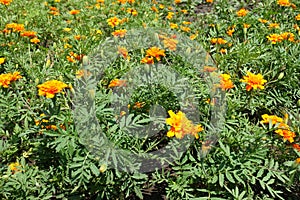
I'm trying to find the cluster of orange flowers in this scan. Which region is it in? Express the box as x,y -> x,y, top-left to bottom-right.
240,71 -> 267,91
3,23 -> 40,44
210,38 -> 227,45
107,16 -> 121,28
141,46 -> 165,64
37,80 -> 69,98
166,110 -> 203,139
0,0 -> 12,5
236,8 -> 248,17
267,32 -> 295,44
0,71 -> 22,88
66,52 -> 84,63
261,114 -> 298,144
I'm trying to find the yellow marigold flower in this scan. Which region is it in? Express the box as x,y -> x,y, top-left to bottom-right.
258,18 -> 268,23
181,9 -> 188,14
180,26 -> 191,32
280,32 -> 295,42
0,57 -> 5,65
0,0 -> 13,5
268,23 -> 280,29
151,6 -> 158,13
37,80 -> 68,98
146,46 -> 165,61
296,14 -> 300,20
127,8 -> 138,16
141,56 -> 154,64
30,37 -> 40,44
267,34 -> 283,44
166,12 -> 174,20
226,25 -> 235,36
9,162 -> 21,174
112,29 -> 127,37
170,23 -> 178,29
240,71 -> 267,91
166,110 -> 203,139
277,0 -> 290,7
182,21 -> 192,25
260,114 -> 283,125
296,158 -> 300,164
117,0 -> 126,4
107,16 -> 121,28
219,74 -> 234,90
20,31 -> 37,37
236,8 -> 248,17
174,0 -> 181,4
63,28 -> 72,32
69,9 -> 80,15
108,79 -> 126,88
219,48 -> 227,54
0,71 -> 22,88
210,38 -> 227,45
243,23 -> 251,29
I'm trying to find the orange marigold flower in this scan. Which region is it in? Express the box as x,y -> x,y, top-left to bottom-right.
226,25 -> 236,36
267,34 -> 283,44
8,162 -> 21,174
243,23 -> 251,29
210,38 -> 227,45
296,158 -> 300,164
240,71 -> 267,91
166,12 -> 174,20
180,26 -> 191,32
219,74 -> 234,90
206,0 -> 213,3
292,143 -> 300,152
108,79 -> 126,88
37,80 -> 68,98
141,56 -> 154,64
170,23 -> 178,29
133,101 -> 146,109
112,29 -> 127,37
0,0 -> 13,5
181,9 -> 188,14
0,57 -> 5,65
20,31 -> 37,37
236,8 -> 248,17
260,114 -> 283,125
166,110 -> 203,139
0,71 -> 22,88
30,37 -> 40,44
296,14 -> 300,20
258,18 -> 268,23
69,10 -> 80,15
277,0 -> 291,7
151,6 -> 158,13
280,32 -> 295,42
107,16 -> 121,28
275,128 -> 296,143
6,23 -> 24,32
127,8 -> 138,16
118,46 -> 130,60
117,0 -> 127,4
146,46 -> 165,61
174,0 -> 181,4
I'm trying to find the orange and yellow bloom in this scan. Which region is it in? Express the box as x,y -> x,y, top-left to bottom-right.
236,8 -> 248,17
240,71 -> 267,91
0,72 -> 22,88
37,80 -> 68,98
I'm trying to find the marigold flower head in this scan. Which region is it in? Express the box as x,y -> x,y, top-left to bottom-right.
118,46 -> 130,60
210,38 -> 227,45
0,0 -> 13,5
0,57 -> 5,65
166,12 -> 174,20
112,29 -> 127,37
236,8 -> 248,17
166,110 -> 203,139
107,16 -> 121,28
141,56 -> 154,64
108,79 -> 126,88
206,0 -> 213,3
292,143 -> 300,152
296,158 -> 300,164
268,23 -> 280,29
20,31 -> 37,38
0,71 -> 22,88
9,162 -> 21,174
296,14 -> 300,20
37,80 -> 68,98
243,23 -> 251,29
30,37 -> 40,44
146,46 -> 165,61
6,23 -> 24,32
275,128 -> 296,143
267,34 -> 283,44
258,18 -> 268,23
127,8 -> 138,16
277,0 -> 291,7
240,71 -> 267,91
260,114 -> 283,125
280,32 -> 295,42
219,74 -> 234,90
169,23 -> 178,29
69,10 -> 80,15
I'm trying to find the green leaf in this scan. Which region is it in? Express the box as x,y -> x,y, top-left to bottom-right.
90,163 -> 100,176
225,170 -> 235,183
219,173 -> 224,187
